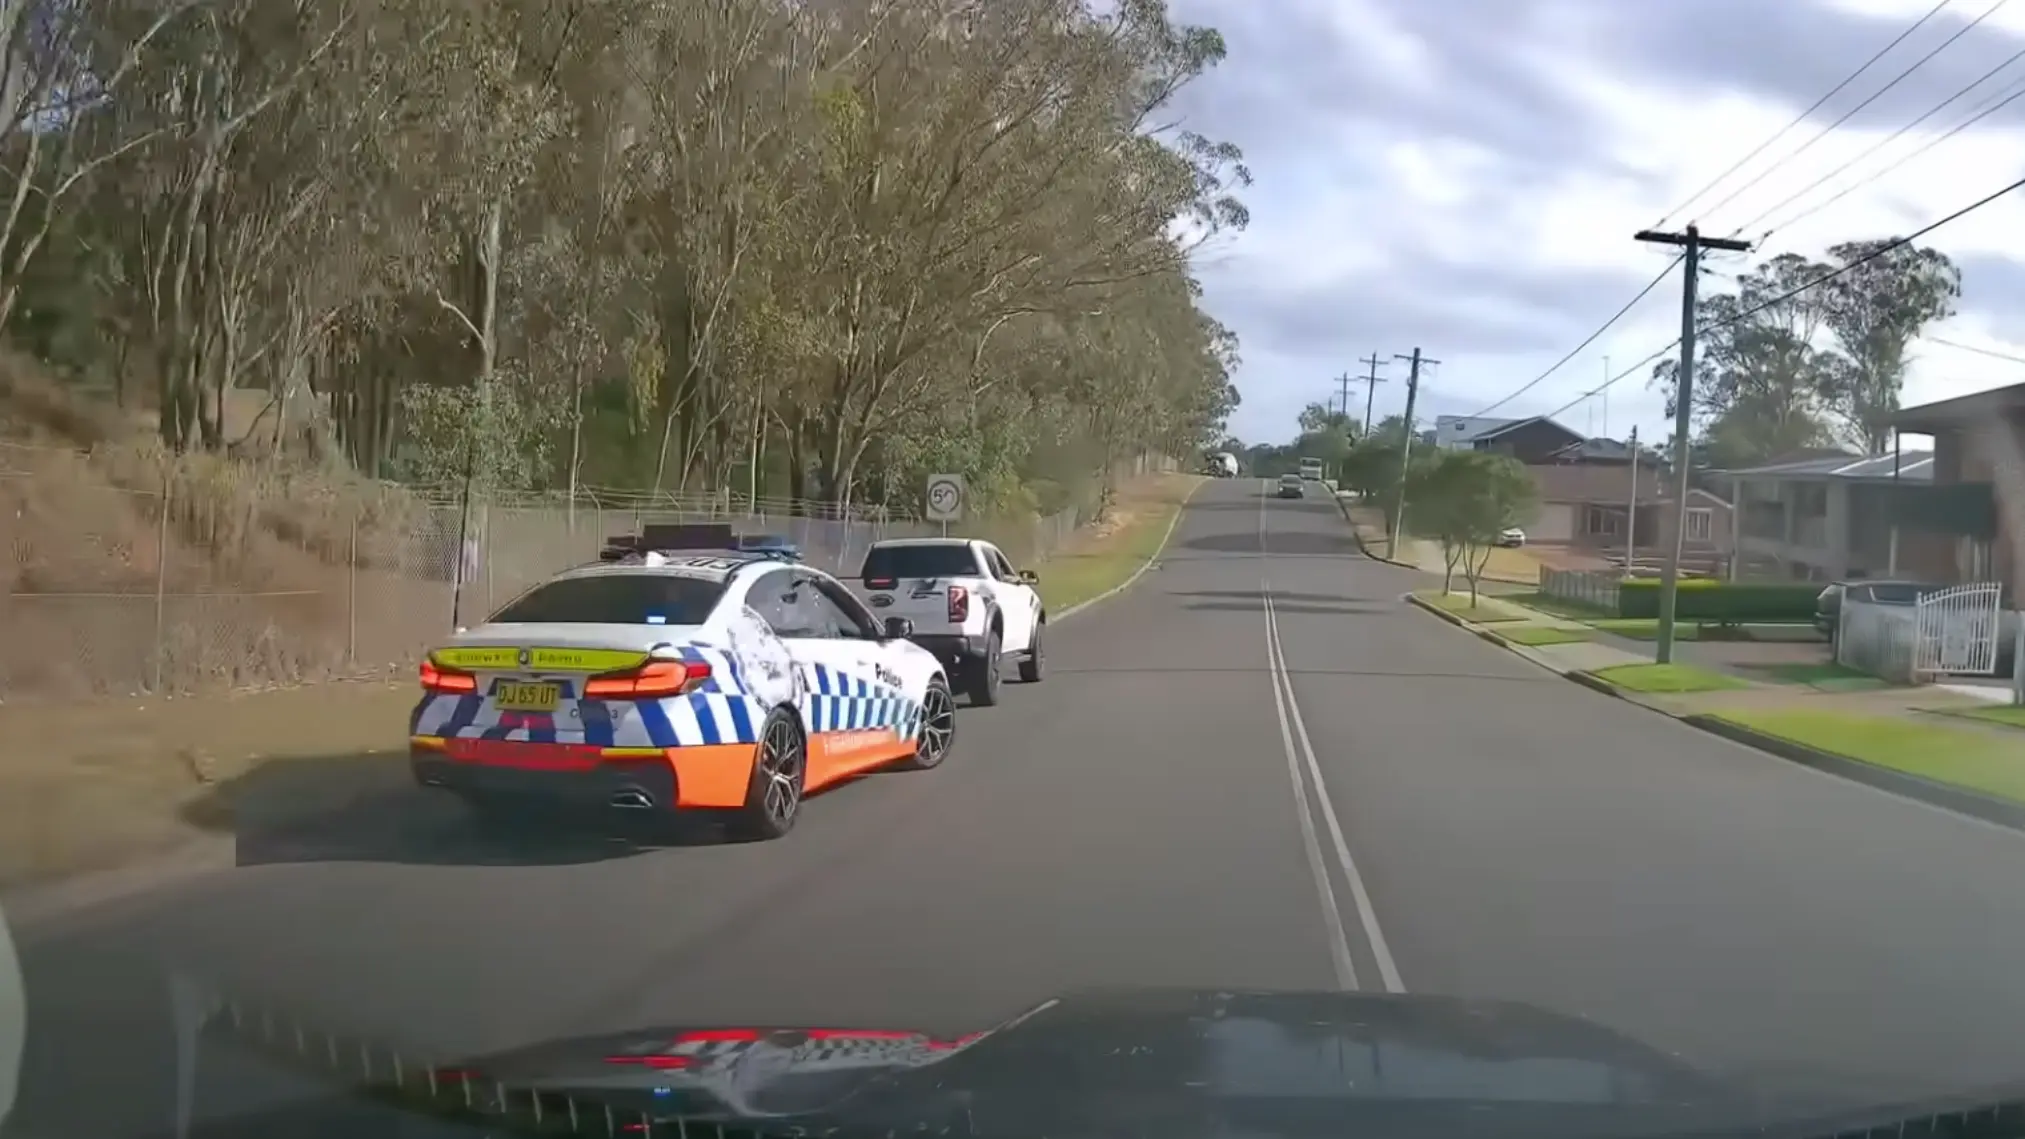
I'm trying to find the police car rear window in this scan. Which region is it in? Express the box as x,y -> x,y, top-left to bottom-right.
858,545 -> 980,579
490,574 -> 727,626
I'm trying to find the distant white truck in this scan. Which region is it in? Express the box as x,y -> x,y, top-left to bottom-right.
1298,456 -> 1325,482
1206,451 -> 1238,477
850,538 -> 1044,706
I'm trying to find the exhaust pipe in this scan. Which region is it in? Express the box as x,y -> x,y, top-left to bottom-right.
609,788 -> 655,809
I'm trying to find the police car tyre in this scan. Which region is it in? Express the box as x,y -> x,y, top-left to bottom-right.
968,630 -> 1003,706
898,676 -> 956,770
733,707 -> 807,840
1017,622 -> 1044,683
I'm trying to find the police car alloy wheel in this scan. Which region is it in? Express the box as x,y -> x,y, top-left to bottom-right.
900,677 -> 956,770
735,708 -> 807,840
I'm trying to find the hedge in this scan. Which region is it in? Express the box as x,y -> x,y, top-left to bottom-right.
1615,579 -> 1820,622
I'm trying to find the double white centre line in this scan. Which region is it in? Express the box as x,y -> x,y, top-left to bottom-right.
1257,485 -> 1404,993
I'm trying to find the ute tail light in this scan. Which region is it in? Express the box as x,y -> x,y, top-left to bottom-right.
947,584 -> 969,623
584,659 -> 710,699
419,659 -> 478,694
865,576 -> 897,590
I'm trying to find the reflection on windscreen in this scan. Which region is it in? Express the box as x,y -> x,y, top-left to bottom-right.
859,546 -> 978,579
490,573 -> 727,625
1202,1018 -> 1641,1104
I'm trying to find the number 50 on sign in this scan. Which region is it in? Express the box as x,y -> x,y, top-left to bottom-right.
925,473 -> 965,523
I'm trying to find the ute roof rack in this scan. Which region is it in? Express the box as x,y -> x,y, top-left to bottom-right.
598,524 -> 803,564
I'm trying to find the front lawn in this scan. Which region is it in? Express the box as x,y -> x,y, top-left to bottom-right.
1588,662 -> 1747,694
1717,708 -> 2025,804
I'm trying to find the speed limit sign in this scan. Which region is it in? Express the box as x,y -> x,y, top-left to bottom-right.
924,473 -> 965,523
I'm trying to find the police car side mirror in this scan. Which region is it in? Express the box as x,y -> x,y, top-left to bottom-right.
882,616 -> 915,640
1018,570 -> 1039,585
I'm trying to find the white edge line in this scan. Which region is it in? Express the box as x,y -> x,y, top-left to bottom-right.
1263,588 -> 1359,991
1050,477 -> 1208,626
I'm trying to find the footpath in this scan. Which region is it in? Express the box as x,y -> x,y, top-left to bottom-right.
1333,494 -> 2025,830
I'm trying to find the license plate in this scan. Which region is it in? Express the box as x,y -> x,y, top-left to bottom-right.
493,682 -> 560,712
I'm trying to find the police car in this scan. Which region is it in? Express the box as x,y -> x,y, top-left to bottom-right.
409,524 -> 956,839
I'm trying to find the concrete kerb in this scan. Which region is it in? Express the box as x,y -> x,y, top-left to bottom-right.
1688,714 -> 2025,833
1401,593 -> 2025,830
1335,497 -> 1420,571
1051,475 -> 1205,626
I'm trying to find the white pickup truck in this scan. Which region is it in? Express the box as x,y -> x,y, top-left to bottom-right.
850,538 -> 1044,706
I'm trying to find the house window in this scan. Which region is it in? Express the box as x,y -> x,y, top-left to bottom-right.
1584,506 -> 1622,536
1685,508 -> 1712,542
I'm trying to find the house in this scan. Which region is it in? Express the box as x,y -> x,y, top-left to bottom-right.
1889,385 -> 2016,592
1525,457 -> 1733,562
1434,415 -> 1733,560
1433,414 -> 1586,463
1724,451 -> 1934,582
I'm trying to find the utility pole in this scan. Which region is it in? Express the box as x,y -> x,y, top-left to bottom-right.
1358,353 -> 1387,435
1624,426 -> 1638,572
1335,372 -> 1354,421
1387,347 -> 1437,559
1634,223 -> 1751,663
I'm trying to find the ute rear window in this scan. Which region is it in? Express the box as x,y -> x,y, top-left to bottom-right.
859,545 -> 980,580
490,574 -> 727,625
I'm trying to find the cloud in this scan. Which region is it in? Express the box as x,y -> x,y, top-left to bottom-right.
1172,0 -> 2025,444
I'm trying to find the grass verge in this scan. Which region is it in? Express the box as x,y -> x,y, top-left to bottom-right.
1716,708 -> 2025,804
1415,591 -> 1529,623
1498,625 -> 1593,647
1588,662 -> 1748,694
1034,473 -> 1203,612
1932,703 -> 2025,730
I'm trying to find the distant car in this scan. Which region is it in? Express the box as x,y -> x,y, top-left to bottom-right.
1277,474 -> 1306,499
1298,458 -> 1325,481
1496,528 -> 1525,548
410,526 -> 957,840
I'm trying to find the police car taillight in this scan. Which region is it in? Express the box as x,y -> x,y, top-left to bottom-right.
418,659 -> 477,694
584,659 -> 709,698
947,584 -> 969,622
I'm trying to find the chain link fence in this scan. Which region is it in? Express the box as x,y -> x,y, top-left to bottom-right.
2,441 -> 1166,701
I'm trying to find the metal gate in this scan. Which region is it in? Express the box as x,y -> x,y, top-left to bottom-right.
1915,582 -> 2003,676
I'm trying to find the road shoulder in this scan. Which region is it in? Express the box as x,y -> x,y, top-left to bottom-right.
1404,589 -> 2025,830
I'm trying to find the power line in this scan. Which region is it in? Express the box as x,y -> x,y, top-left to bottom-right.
1468,254 -> 1684,417
1652,0 -> 1954,230
1928,335 -> 2025,364
1756,68 -> 2025,236
1697,0 -> 2008,230
1730,39 -> 2025,239
1719,171 -> 2025,329
1534,170 -> 2025,423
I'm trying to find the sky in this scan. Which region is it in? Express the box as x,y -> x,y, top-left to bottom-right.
1166,0 -> 2025,449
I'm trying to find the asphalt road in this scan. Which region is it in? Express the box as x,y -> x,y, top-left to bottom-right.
15,476 -> 2025,1137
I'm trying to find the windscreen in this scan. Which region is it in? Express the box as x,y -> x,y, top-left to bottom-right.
489,573 -> 727,625
859,545 -> 980,579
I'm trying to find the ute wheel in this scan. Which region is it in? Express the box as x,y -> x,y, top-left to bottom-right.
967,631 -> 1003,706
898,677 -> 956,770
1018,623 -> 1045,683
732,708 -> 807,840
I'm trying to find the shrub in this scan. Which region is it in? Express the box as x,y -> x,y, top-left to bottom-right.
1616,579 -> 1820,622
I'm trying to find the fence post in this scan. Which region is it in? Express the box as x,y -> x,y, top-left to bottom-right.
346,506 -> 359,670
152,472 -> 171,694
